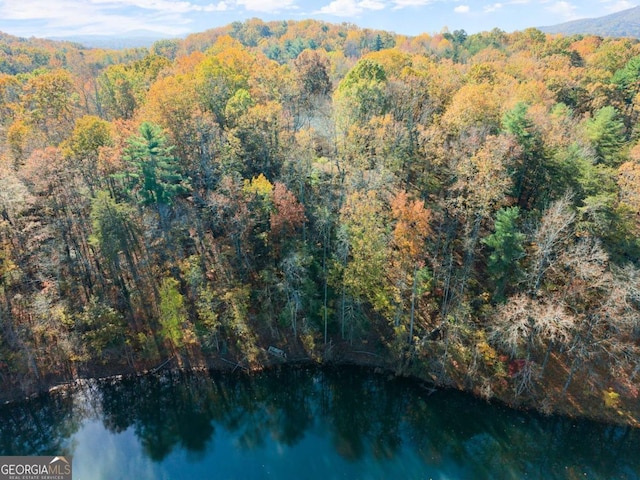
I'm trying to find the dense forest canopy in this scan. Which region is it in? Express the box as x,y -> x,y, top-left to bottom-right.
0,19 -> 639,423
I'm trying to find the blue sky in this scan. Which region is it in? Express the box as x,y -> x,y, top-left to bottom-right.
0,0 -> 636,39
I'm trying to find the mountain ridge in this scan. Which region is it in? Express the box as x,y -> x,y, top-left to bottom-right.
46,31 -> 178,49
539,5 -> 640,37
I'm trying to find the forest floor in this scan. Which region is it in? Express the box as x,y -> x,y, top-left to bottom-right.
2,334 -> 639,429
525,353 -> 640,428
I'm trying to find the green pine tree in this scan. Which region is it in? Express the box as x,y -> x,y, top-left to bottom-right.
482,206 -> 526,300
584,106 -> 626,167
124,121 -> 189,208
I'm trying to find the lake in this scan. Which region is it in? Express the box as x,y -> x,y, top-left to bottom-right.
0,366 -> 638,479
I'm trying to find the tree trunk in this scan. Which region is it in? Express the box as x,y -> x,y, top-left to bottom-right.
409,263 -> 418,343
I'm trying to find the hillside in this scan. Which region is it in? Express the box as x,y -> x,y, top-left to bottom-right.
0,19 -> 639,426
540,5 -> 640,37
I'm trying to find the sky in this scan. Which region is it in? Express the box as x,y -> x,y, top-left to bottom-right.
0,0 -> 636,39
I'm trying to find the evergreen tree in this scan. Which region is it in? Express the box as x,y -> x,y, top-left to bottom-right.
502,102 -> 548,208
584,106 -> 626,167
123,122 -> 189,208
482,206 -> 526,300
373,34 -> 383,52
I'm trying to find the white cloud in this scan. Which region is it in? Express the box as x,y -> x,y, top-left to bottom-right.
602,0 -> 635,12
392,0 -> 432,7
359,0 -> 385,9
454,4 -> 469,13
0,0 -> 201,35
546,1 -> 578,19
316,0 -> 361,15
203,2 -> 229,11
484,3 -> 503,12
88,0 -> 225,12
235,0 -> 296,11
484,0 -> 531,14
316,0 -> 386,16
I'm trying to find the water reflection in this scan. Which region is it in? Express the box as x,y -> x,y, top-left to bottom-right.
0,366 -> 638,479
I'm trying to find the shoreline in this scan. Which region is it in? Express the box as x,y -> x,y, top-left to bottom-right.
3,348 -> 639,430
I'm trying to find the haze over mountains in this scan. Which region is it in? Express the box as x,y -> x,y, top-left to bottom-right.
43,4 -> 640,50
47,30 -> 177,49
540,5 -> 640,38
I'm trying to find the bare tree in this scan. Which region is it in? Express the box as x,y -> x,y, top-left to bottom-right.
490,293 -> 574,392
529,194 -> 575,295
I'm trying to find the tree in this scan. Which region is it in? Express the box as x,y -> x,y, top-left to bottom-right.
158,277 -> 188,352
89,190 -> 141,316
22,69 -> 77,140
293,49 -> 332,100
151,39 -> 181,60
227,102 -> 289,179
441,83 -> 501,135
75,296 -> 126,362
583,106 -> 626,167
269,182 -> 306,256
340,190 -> 394,317
490,293 -> 573,395
291,49 -> 332,129
121,122 -> 189,229
142,71 -> 222,193
611,54 -> 640,127
335,59 -> 388,129
97,55 -> 170,120
618,160 -> 640,216
0,74 -> 20,124
447,134 -> 517,313
62,115 -> 113,190
279,249 -> 311,337
390,191 -> 432,342
194,38 -> 253,126
97,64 -> 141,120
529,195 -> 576,295
502,102 -> 549,208
482,207 -> 526,300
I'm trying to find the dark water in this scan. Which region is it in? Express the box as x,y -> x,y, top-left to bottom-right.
0,366 -> 638,480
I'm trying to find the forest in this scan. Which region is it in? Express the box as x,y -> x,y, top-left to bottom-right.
0,19 -> 639,424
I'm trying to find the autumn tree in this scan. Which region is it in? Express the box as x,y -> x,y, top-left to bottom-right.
390,191 -> 432,342
158,277 -> 189,353
446,134 -> 516,312
441,83 -> 501,135
291,49 -> 332,129
89,190 -> 141,317
528,195 -> 576,295
62,115 -> 113,190
194,37 -> 253,126
339,190 -> 394,318
21,69 -> 78,143
227,101 -> 290,178
490,294 -> 572,395
335,59 -> 388,131
142,70 -> 222,194
97,55 -> 170,120
269,182 -> 306,256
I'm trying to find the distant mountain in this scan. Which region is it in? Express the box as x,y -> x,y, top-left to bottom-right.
539,5 -> 640,37
47,31 -> 178,49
